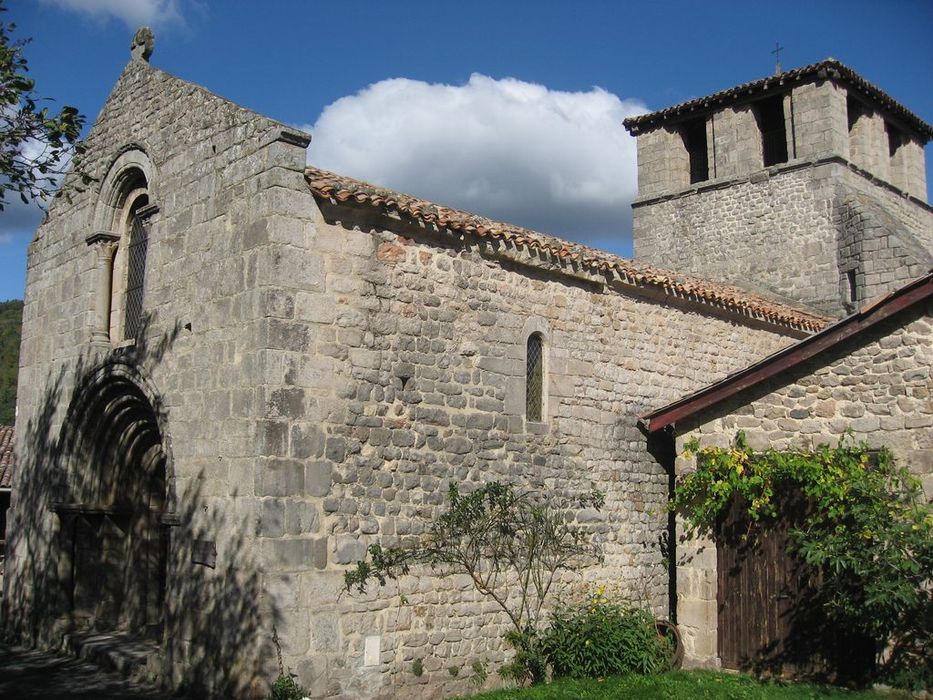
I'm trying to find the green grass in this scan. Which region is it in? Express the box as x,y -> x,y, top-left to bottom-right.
467,670 -> 895,699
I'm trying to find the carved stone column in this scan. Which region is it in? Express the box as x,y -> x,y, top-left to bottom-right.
85,232 -> 120,345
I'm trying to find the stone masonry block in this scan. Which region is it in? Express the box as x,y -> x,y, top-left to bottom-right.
305,461 -> 333,497
265,538 -> 321,571
259,459 -> 305,497
333,535 -> 366,565
291,424 -> 325,459
260,498 -> 285,537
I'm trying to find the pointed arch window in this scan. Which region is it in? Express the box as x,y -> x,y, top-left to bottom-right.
526,332 -> 544,422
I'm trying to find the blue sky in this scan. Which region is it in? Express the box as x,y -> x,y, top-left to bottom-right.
1,0 -> 931,302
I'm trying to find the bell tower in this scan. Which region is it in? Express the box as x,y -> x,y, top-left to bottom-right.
624,59 -> 932,318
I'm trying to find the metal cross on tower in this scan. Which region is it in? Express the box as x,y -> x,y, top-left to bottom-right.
772,42 -> 784,74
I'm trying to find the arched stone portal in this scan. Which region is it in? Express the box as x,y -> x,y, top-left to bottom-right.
55,363 -> 172,638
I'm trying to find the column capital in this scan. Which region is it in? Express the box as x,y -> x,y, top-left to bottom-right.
85,231 -> 120,246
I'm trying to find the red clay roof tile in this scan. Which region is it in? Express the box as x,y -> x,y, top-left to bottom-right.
306,167 -> 829,334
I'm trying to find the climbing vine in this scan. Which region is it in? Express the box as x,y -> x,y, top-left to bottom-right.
671,432 -> 933,689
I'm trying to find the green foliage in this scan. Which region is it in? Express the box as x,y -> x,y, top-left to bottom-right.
345,482 -> 605,685
467,669 -> 889,699
471,659 -> 489,687
540,587 -> 671,680
412,658 -> 424,677
672,432 -> 933,688
499,629 -> 547,686
0,1 -> 91,210
0,299 -> 22,425
269,674 -> 305,700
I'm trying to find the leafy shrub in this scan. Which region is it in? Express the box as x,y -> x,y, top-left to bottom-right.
673,433 -> 933,689
345,482 -> 605,685
499,629 -> 548,686
270,673 -> 305,700
541,588 -> 672,679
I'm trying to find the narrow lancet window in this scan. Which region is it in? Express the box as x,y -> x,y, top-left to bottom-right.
123,196 -> 150,339
526,333 -> 544,422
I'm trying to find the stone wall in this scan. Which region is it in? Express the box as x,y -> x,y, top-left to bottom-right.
259,204 -> 796,697
634,125 -> 690,198
634,163 -> 842,315
633,160 -> 933,318
670,301 -> 932,667
835,182 -> 933,311
710,105 -> 762,181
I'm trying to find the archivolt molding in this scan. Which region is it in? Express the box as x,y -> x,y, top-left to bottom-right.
521,316 -> 550,344
92,145 -> 159,234
58,356 -> 175,509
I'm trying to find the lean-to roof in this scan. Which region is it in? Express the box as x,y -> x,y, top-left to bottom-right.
640,272 -> 933,433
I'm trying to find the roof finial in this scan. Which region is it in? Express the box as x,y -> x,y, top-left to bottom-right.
130,27 -> 154,63
771,42 -> 784,75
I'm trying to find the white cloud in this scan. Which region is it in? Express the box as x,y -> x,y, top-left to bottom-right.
40,0 -> 182,28
0,195 -> 44,240
306,74 -> 647,256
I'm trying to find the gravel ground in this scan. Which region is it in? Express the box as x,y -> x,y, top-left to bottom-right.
0,643 -> 174,699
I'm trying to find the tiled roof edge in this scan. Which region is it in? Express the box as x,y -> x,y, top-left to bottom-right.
305,167 -> 828,334
623,59 -> 933,141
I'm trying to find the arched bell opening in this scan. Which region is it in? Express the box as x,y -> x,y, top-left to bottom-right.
55,365 -> 173,639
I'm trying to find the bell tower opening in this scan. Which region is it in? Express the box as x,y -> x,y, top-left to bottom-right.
754,94 -> 788,167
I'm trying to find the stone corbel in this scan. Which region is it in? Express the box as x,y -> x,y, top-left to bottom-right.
85,231 -> 121,345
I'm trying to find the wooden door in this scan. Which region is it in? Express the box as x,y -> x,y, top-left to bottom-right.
717,493 -> 801,673
716,492 -> 872,681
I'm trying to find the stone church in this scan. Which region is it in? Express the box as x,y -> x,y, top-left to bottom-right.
3,28 -> 930,698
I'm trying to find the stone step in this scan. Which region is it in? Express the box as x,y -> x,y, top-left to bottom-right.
61,631 -> 163,689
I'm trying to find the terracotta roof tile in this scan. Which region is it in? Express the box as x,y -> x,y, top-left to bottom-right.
0,425 -> 13,490
306,167 -> 828,333
623,59 -> 932,140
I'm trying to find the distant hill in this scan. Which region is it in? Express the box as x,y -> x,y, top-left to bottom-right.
0,300 -> 23,425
